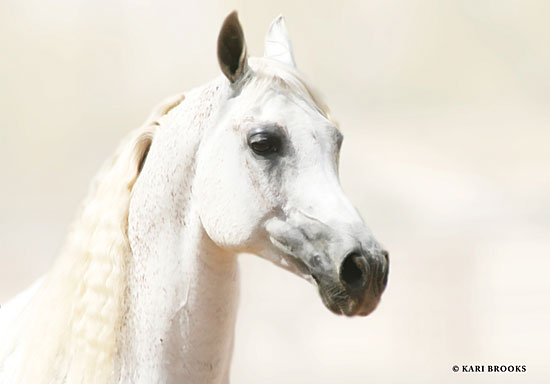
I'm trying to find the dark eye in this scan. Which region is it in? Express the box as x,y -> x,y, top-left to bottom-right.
247,128 -> 283,156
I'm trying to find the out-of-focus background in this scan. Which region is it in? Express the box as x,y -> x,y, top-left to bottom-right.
1,1 -> 549,383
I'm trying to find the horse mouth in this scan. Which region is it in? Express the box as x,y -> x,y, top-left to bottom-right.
312,274 -> 380,317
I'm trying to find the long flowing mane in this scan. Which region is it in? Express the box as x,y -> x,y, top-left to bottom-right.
0,94 -> 184,383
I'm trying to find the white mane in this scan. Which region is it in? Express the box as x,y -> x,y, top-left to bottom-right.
0,95 -> 183,383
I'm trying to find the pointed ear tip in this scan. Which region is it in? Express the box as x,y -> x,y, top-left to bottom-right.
219,10 -> 244,40
274,14 -> 286,24
225,10 -> 240,24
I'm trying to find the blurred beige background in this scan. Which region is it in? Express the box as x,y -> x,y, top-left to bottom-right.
1,0 -> 549,383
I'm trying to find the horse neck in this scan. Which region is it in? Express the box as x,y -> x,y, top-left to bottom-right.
118,79 -> 240,384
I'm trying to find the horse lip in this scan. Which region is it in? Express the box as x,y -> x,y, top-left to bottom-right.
340,297 -> 363,316
312,273 -> 376,317
312,274 -> 350,316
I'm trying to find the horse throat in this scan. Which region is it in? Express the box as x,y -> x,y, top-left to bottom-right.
165,211 -> 239,383
121,192 -> 239,383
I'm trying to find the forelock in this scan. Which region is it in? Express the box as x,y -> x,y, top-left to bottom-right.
245,57 -> 334,123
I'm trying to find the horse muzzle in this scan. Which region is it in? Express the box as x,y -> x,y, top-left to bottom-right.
314,249 -> 389,316
265,211 -> 389,317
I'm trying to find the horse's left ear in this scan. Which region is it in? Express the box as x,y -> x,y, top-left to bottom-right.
217,11 -> 248,83
264,14 -> 296,68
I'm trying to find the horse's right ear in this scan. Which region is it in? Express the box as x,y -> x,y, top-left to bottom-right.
217,11 -> 248,83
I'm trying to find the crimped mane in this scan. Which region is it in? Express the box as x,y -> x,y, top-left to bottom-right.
0,94 -> 184,383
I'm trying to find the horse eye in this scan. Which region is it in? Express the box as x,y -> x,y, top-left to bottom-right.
247,131 -> 282,156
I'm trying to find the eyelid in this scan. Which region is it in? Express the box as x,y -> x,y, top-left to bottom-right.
246,124 -> 286,156
248,123 -> 286,137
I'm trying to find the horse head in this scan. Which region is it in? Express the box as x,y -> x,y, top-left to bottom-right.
194,12 -> 389,317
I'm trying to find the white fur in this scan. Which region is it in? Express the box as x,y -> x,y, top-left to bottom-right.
0,14 -> 385,384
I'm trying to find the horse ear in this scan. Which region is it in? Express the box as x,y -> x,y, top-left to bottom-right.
264,14 -> 296,68
217,11 -> 248,83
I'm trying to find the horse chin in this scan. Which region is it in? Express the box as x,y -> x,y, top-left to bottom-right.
322,296 -> 380,317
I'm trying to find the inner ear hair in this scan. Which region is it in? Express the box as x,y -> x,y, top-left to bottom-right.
217,11 -> 248,83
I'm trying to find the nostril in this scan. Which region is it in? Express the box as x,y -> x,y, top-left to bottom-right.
382,250 -> 389,264
340,253 -> 366,291
380,250 -> 389,292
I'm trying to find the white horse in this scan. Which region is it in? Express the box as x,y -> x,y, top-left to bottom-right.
0,12 -> 389,384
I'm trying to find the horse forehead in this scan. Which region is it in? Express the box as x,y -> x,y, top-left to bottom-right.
247,92 -> 329,131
